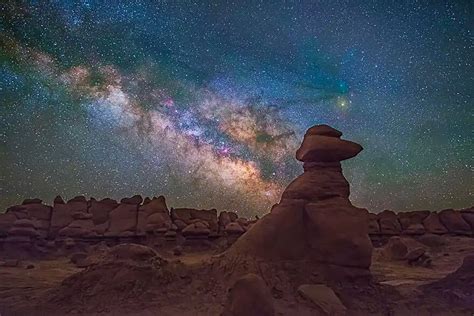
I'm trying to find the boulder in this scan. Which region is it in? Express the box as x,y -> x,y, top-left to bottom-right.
423,213 -> 448,234
172,208 -> 218,232
22,198 -> 43,205
403,224 -> 425,235
182,221 -> 210,238
222,273 -> 274,316
377,210 -> 401,234
438,209 -> 471,235
58,218 -> 95,238
306,124 -> 343,137
398,210 -> 430,230
462,212 -> 474,231
137,196 -> 171,234
225,222 -> 245,234
368,213 -> 380,234
89,199 -> 118,226
105,203 -> 138,236
417,233 -> 447,247
219,212 -> 232,228
297,284 -> 347,315
50,200 -> 88,237
54,195 -> 65,204
120,195 -> 143,205
382,236 -> 408,260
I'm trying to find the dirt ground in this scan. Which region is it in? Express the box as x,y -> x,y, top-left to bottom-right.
0,236 -> 473,315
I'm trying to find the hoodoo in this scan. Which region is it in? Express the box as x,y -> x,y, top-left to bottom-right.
219,124 -> 372,279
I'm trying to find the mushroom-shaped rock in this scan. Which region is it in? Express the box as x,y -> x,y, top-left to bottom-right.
296,125 -> 362,162
222,273 -> 275,316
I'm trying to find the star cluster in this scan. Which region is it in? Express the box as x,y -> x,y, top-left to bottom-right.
1,1 -> 472,217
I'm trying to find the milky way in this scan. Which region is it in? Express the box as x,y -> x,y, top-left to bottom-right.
1,1 -> 472,217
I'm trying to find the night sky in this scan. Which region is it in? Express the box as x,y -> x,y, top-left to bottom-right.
1,1 -> 472,217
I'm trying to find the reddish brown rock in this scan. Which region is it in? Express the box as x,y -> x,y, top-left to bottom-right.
53,195 -> 65,204
297,284 -> 347,315
438,209 -> 471,235
398,210 -> 430,230
305,199 -> 372,268
171,208 -> 218,232
225,222 -> 245,235
0,212 -> 17,237
105,203 -> 138,236
403,224 -> 425,235
182,221 -> 210,238
58,217 -> 95,238
306,124 -> 343,137
50,199 -> 88,237
68,196 -> 87,203
89,199 -> 118,227
368,212 -> 380,234
423,213 -> 448,234
461,211 -> 474,231
219,212 -> 232,228
378,210 -> 402,235
296,125 -> 363,163
382,236 -> 408,260
222,273 -> 275,316
137,196 -> 171,234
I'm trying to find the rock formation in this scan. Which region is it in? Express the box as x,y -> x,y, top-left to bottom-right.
219,124 -> 372,281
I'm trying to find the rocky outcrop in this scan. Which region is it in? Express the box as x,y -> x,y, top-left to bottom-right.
222,273 -> 275,316
221,124 -> 373,279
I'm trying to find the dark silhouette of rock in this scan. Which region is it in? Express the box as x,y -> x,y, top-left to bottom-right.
368,213 -> 380,234
68,196 -> 87,203
22,198 -> 43,205
120,195 -> 143,205
50,199 -> 88,237
53,195 -> 65,205
398,210 -> 430,231
225,222 -> 245,235
172,208 -> 218,232
382,236 -> 408,260
222,273 -> 274,316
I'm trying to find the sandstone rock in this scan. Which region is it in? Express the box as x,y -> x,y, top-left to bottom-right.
143,197 -> 151,204
120,195 -> 143,205
173,246 -> 183,256
368,213 -> 380,234
378,210 -> 401,235
70,252 -> 88,265
72,212 -> 92,220
462,212 -> 474,231
405,247 -> 426,263
50,200 -> 88,237
398,210 -> 430,230
172,208 -> 218,232
174,219 -> 187,230
0,212 -> 17,237
54,195 -> 65,204
219,211 -> 232,228
423,213 -> 448,234
297,284 -> 347,315
225,222 -> 245,234
8,219 -> 39,238
68,196 -> 87,203
282,162 -> 349,202
222,273 -> 274,316
182,221 -> 210,238
417,233 -> 447,247
89,199 -> 118,226
403,224 -> 425,235
306,124 -> 343,137
382,237 -> 408,260
107,243 -> 160,262
438,209 -> 471,234
228,212 -> 238,222
296,129 -> 362,163
305,199 -> 372,268
22,198 -> 42,205
105,203 -> 138,236
58,218 -> 95,238
137,196 -> 171,234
